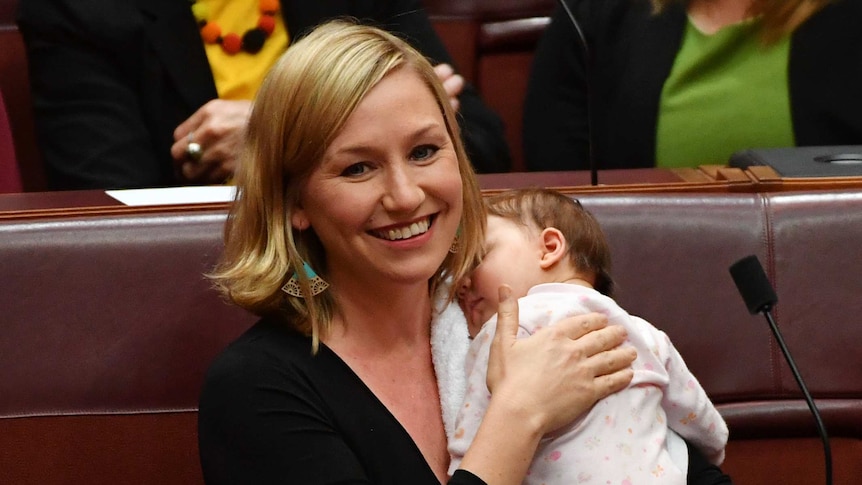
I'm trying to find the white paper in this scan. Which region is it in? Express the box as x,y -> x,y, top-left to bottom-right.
105,185 -> 236,206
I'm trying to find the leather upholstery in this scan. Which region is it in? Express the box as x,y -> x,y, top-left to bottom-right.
0,210 -> 255,484
582,190 -> 862,484
0,88 -> 22,193
1,190 -> 860,484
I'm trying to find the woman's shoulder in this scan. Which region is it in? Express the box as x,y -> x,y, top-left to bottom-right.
203,316 -> 318,383
198,315 -> 348,425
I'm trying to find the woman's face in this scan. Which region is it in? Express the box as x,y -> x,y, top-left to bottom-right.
293,67 -> 463,291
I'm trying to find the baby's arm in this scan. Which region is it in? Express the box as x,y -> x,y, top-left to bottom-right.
658,330 -> 729,465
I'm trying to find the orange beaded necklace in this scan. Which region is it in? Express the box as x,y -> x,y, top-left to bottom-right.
191,0 -> 280,55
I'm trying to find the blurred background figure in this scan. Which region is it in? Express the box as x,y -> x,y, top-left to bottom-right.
523,0 -> 862,172
18,0 -> 511,190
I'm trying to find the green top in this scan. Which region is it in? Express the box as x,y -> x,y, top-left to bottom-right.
655,18 -> 794,168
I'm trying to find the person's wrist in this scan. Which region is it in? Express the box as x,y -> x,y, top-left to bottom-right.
487,384 -> 547,440
459,390 -> 545,485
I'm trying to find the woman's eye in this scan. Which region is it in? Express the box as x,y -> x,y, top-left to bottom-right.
341,162 -> 369,177
411,144 -> 439,161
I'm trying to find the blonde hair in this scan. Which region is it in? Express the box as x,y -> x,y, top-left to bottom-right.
652,0 -> 833,44
209,20 -> 484,352
483,188 -> 614,296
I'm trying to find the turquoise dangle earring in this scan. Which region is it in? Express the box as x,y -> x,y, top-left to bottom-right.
282,261 -> 329,298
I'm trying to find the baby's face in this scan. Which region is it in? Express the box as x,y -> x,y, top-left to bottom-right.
459,215 -> 544,337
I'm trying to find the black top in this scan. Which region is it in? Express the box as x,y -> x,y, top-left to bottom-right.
198,316 -> 484,485
199,316 -> 733,484
523,0 -> 862,171
18,0 -> 511,190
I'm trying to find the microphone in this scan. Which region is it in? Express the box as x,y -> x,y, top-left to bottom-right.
555,0 -> 598,186
729,255 -> 832,485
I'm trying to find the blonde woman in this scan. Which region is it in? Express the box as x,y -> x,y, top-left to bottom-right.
198,20 -> 637,485
524,0 -> 861,171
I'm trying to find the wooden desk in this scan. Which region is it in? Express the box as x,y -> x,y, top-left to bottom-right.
6,165 -> 857,221
478,167 -> 743,194
0,189 -> 228,221
0,168 -> 745,221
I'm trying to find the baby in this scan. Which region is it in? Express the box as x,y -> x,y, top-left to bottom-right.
449,188 -> 728,484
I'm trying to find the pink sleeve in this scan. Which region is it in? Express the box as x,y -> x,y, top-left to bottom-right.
658,330 -> 729,465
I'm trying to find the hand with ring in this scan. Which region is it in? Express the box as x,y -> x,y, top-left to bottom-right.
171,99 -> 253,184
186,133 -> 203,162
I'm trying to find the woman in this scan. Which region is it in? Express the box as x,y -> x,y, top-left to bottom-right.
198,20 -> 723,484
523,0 -> 862,171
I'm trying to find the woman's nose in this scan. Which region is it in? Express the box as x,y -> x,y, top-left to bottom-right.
382,165 -> 425,212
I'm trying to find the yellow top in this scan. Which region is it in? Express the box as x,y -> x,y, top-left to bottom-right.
196,0 -> 288,100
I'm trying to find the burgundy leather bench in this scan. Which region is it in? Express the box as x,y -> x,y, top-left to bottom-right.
1,189 -> 860,484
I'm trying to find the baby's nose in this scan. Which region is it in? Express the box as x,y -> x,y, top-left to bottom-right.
456,276 -> 472,299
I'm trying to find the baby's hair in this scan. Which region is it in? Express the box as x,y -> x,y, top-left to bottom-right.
483,188 -> 614,296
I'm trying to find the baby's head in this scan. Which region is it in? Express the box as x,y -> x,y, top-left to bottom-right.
459,188 -> 613,336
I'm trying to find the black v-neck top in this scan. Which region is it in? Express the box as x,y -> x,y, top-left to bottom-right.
198,316 -> 484,484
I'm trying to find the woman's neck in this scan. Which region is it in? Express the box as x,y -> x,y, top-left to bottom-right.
323,277 -> 433,354
321,277 -> 448,483
688,0 -> 756,34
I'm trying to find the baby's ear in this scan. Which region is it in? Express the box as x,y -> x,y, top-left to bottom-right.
538,227 -> 566,269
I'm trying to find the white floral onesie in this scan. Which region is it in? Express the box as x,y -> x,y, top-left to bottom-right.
448,283 -> 728,484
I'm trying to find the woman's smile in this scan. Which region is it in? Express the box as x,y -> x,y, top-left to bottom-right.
371,215 -> 433,241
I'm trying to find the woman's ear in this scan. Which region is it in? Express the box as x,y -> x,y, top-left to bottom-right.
538,227 -> 566,270
291,208 -> 310,231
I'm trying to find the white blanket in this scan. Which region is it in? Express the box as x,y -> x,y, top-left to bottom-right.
430,289 -> 470,440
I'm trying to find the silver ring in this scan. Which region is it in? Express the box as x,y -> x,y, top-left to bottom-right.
186,142 -> 203,161
186,132 -> 203,161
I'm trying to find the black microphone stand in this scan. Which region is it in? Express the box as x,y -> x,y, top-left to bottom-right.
556,0 -> 597,186
730,255 -> 832,485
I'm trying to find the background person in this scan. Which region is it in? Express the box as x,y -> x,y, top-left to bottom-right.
523,0 -> 862,171
18,0 -> 512,190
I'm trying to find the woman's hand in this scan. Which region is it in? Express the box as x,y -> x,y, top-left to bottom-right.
487,285 -> 635,435
171,99 -> 253,184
